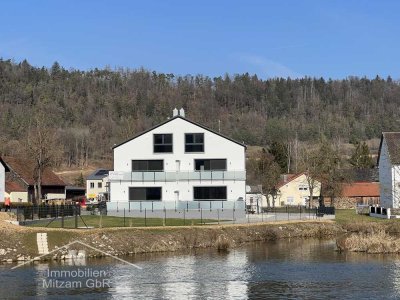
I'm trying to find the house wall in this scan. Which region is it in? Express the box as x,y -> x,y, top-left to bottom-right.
379,140 -> 395,208
86,179 -> 108,199
5,192 -> 28,203
274,174 -> 321,206
110,117 -> 246,202
0,163 -> 4,202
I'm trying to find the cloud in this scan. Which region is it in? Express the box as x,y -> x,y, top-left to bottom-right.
234,54 -> 303,79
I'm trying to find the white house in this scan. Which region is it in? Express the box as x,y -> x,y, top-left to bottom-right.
245,185 -> 266,213
86,169 -> 110,201
109,110 -> 246,205
0,159 -> 8,202
378,132 -> 400,208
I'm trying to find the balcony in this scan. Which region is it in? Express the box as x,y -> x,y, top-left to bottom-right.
109,170 -> 246,182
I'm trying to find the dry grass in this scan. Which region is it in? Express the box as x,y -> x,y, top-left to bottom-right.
337,231 -> 400,253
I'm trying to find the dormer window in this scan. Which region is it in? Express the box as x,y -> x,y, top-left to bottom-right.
154,134 -> 173,153
185,133 -> 204,152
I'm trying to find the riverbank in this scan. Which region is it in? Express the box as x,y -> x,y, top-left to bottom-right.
0,211 -> 343,262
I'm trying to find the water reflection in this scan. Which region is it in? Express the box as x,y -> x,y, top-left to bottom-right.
2,239 -> 400,299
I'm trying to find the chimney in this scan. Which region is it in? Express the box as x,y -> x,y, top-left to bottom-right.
172,108 -> 178,117
179,108 -> 185,117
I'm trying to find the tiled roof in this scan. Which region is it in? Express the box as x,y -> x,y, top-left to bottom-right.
5,179 -> 26,193
1,157 -> 65,186
276,173 -> 305,189
341,182 -> 380,197
380,132 -> 400,165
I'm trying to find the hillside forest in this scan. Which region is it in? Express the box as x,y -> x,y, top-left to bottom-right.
0,59 -> 394,185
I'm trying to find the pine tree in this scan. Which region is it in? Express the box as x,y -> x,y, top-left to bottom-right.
349,142 -> 374,169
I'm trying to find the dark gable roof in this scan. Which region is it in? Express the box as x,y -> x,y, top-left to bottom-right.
113,115 -> 247,149
0,157 -> 10,172
1,157 -> 65,186
87,169 -> 109,180
378,132 -> 400,165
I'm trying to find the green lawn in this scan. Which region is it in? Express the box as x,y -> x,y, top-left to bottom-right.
27,215 -> 218,228
335,209 -> 399,225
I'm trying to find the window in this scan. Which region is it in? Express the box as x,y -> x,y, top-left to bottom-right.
90,182 -> 94,189
154,134 -> 173,153
185,133 -> 204,152
98,182 -> 102,188
195,159 -> 226,171
299,185 -> 308,191
129,187 -> 162,201
194,186 -> 227,200
132,160 -> 163,171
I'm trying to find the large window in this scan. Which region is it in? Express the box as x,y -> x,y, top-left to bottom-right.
185,133 -> 204,152
194,186 -> 227,200
129,187 -> 162,201
154,134 -> 173,153
195,159 -> 226,171
132,160 -> 163,171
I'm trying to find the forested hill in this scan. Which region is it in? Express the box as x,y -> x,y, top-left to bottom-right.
0,59 -> 399,166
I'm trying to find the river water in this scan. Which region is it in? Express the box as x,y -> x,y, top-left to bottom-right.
1,238 -> 400,299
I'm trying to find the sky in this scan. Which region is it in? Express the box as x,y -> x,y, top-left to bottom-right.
1,0 -> 400,79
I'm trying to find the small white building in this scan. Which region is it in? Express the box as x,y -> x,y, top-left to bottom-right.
86,169 -> 110,201
109,110 -> 246,205
378,132 -> 400,208
245,185 -> 266,213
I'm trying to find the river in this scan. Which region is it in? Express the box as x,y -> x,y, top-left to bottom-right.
1,238 -> 400,299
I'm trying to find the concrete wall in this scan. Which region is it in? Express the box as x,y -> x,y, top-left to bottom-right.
110,117 -> 246,202
379,139 -> 395,208
5,191 -> 28,203
0,163 -> 4,202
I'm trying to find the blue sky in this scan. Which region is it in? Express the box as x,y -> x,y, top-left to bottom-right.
1,0 -> 399,79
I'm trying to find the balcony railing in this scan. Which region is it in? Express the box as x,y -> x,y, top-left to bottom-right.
109,170 -> 246,182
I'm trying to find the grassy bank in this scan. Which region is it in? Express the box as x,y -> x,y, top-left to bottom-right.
27,215 -> 217,228
0,220 -> 342,261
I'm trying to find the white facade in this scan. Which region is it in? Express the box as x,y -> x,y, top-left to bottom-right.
87,178 -> 108,199
0,163 -> 4,202
379,137 -> 400,208
109,116 -> 246,203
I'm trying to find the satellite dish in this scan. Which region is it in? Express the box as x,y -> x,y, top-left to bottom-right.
246,185 -> 251,193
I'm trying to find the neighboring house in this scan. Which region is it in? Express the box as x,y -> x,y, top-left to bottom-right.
323,169 -> 380,208
273,173 -> 321,207
245,185 -> 266,213
109,109 -> 246,203
86,169 -> 110,201
378,132 -> 400,208
0,159 -> 9,201
0,157 -> 66,202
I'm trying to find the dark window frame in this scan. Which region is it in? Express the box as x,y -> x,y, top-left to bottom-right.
153,134 -> 173,153
132,160 -> 164,172
185,133 -> 204,153
193,186 -> 227,201
194,159 -> 227,171
129,187 -> 162,201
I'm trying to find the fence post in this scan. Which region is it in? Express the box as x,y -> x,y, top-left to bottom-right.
261,208 -> 264,222
144,208 -> 147,226
200,208 -> 203,225
129,201 -> 131,212
140,201 -> 142,212
300,206 -> 302,220
117,201 -> 119,213
218,209 -> 220,225
61,207 -> 64,228
183,209 -> 186,226
124,208 -> 126,227
75,206 -> 78,228
187,201 -> 189,212
210,201 -> 212,212
164,207 -> 167,226
222,201 -> 224,212
152,201 -> 154,212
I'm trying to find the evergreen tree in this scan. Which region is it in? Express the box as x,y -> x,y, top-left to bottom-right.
349,142 -> 374,169
268,142 -> 288,173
